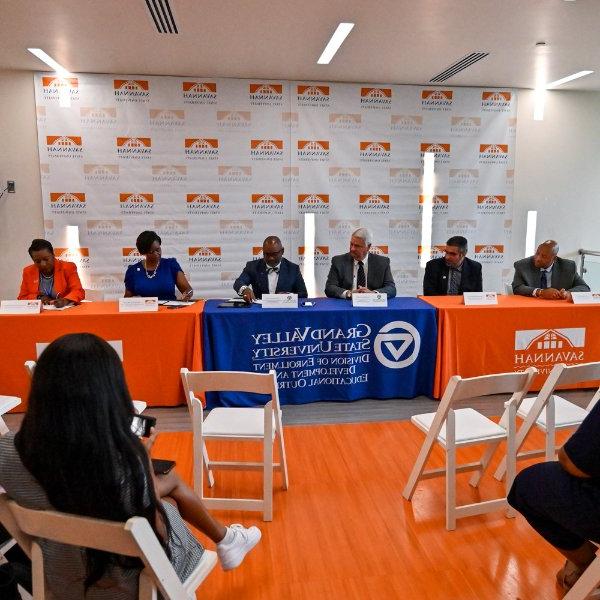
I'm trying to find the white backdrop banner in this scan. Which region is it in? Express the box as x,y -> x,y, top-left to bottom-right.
34,74 -> 517,297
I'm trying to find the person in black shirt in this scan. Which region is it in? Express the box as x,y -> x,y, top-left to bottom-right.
508,398 -> 600,591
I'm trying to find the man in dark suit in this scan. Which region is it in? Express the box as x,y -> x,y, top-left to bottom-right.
512,240 -> 589,300
234,235 -> 307,302
325,228 -> 396,299
422,236 -> 482,296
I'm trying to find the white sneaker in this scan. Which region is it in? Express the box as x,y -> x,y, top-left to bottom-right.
217,524 -> 262,570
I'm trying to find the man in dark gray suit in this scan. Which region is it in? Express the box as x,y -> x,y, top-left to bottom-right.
512,240 -> 590,300
325,228 -> 396,299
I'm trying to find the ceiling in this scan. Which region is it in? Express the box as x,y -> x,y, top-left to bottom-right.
2,0 -> 599,90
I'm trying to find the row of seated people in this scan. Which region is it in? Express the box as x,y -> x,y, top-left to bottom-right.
17,231 -> 590,308
0,333 -> 262,598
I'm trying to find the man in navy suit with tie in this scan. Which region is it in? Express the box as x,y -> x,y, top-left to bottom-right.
234,235 -> 308,303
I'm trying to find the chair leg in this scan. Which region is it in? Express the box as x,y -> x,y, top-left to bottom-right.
263,438 -> 273,522
505,402 -> 517,518
445,444 -> 457,531
31,542 -> 45,600
138,570 -> 158,600
402,431 -> 437,501
277,431 -> 289,490
468,440 -> 501,488
203,442 -> 215,488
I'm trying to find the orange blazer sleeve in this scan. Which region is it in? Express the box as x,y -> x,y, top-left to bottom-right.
54,260 -> 85,303
17,265 -> 39,299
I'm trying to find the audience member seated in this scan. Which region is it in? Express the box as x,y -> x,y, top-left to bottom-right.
512,239 -> 590,300
124,230 -> 193,301
508,397 -> 600,592
325,227 -> 396,299
422,236 -> 482,296
18,238 -> 85,307
0,333 -> 260,598
233,235 -> 307,302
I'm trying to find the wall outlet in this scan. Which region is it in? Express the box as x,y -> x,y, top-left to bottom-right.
7,181 -> 15,193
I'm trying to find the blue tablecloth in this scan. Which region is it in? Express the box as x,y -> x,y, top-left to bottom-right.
202,298 -> 437,407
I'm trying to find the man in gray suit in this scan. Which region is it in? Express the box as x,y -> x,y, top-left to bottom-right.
325,228 -> 396,299
512,240 -> 590,300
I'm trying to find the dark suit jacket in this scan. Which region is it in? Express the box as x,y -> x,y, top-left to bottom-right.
18,259 -> 85,303
512,256 -> 590,296
233,257 -> 307,299
325,252 -> 396,298
422,257 -> 483,296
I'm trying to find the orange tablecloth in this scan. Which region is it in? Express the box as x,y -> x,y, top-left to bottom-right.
0,301 -> 204,411
422,296 -> 600,398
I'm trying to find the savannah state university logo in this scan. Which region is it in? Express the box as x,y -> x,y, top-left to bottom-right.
374,322 -> 421,369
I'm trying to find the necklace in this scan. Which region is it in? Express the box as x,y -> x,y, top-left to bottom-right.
144,258 -> 160,279
40,272 -> 53,280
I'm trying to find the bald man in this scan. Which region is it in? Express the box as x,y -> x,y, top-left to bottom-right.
234,236 -> 307,303
512,240 -> 590,300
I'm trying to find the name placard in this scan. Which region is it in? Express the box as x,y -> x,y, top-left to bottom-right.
463,292 -> 498,306
118,297 -> 159,312
352,292 -> 388,307
571,292 -> 600,305
0,300 -> 42,314
262,293 -> 298,308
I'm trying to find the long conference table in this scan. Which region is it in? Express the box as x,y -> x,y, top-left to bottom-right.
422,295 -> 600,397
202,298 -> 438,407
0,301 -> 203,411
2,295 -> 599,411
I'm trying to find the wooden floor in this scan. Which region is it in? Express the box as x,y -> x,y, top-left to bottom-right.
151,421 -> 573,600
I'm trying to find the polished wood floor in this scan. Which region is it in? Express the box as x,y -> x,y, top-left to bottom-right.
151,421 -> 573,600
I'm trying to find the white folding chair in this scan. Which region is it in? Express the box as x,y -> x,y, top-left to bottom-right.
0,493 -> 216,600
26,339 -> 147,415
564,548 -> 600,600
83,288 -> 105,302
403,367 -> 537,530
180,368 -> 288,521
494,361 -> 600,481
0,396 -> 21,436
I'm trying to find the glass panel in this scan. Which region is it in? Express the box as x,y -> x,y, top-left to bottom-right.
582,255 -> 600,290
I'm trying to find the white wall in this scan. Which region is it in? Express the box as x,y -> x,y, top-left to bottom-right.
0,71 -> 44,300
512,89 -> 600,267
0,71 -> 598,299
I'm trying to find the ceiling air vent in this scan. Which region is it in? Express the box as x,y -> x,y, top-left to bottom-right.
429,52 -> 489,82
145,0 -> 179,34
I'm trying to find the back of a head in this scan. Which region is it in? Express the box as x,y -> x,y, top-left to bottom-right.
15,333 -> 163,587
26,333 -> 133,439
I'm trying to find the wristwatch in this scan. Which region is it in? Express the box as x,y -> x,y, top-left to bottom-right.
239,285 -> 249,296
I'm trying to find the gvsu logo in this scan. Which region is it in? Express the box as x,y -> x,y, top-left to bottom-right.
374,321 -> 421,369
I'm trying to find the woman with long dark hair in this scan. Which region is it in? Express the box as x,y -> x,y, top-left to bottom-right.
0,333 -> 260,598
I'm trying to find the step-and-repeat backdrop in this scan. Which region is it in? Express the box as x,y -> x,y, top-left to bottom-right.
34,74 -> 517,298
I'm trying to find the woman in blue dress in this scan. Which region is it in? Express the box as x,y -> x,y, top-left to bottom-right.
124,231 -> 193,301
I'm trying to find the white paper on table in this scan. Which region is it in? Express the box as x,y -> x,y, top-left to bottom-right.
42,303 -> 76,311
0,300 -> 42,314
118,297 -> 159,312
463,292 -> 498,306
571,292 -> 600,304
352,292 -> 388,307
262,293 -> 299,308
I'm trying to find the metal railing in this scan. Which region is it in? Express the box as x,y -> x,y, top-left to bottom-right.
579,249 -> 600,290
579,249 -> 600,274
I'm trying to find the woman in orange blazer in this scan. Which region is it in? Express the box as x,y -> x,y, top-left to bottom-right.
18,239 -> 85,307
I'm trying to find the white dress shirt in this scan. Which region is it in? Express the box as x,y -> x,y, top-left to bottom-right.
267,262 -> 281,294
342,254 -> 370,297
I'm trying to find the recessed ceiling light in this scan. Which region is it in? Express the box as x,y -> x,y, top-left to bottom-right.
317,23 -> 355,65
27,48 -> 72,76
546,70 -> 594,87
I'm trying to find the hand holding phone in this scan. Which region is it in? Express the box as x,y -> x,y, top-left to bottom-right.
131,414 -> 157,438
